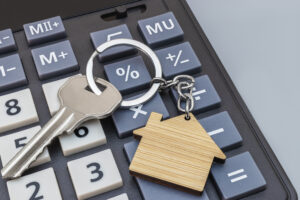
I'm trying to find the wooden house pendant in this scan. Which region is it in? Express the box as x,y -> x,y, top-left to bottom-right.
129,112 -> 226,193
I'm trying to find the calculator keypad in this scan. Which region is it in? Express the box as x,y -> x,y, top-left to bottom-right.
104,56 -> 151,94
31,40 -> 78,80
138,12 -> 184,47
0,54 -> 27,92
7,168 -> 62,200
211,152 -> 266,200
171,75 -> 221,113
155,42 -> 201,79
59,119 -> 106,156
0,89 -> 39,133
112,93 -> 169,138
90,24 -> 135,61
0,29 -> 17,54
124,141 -> 210,200
0,126 -> 50,167
23,16 -> 66,46
67,149 -> 123,200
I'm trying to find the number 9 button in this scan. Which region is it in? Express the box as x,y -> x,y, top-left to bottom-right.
0,89 -> 39,133
67,149 -> 123,200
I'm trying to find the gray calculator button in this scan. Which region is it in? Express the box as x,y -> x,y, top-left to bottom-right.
0,29 -> 17,54
0,54 -> 27,92
138,12 -> 184,47
124,141 -> 210,200
23,16 -> 66,45
199,111 -> 242,151
31,40 -> 79,80
112,93 -> 169,138
104,56 -> 151,94
211,152 -> 266,200
155,42 -> 201,78
171,75 -> 221,113
90,24 -> 135,61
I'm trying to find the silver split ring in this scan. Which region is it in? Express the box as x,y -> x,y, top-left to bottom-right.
86,39 -> 162,108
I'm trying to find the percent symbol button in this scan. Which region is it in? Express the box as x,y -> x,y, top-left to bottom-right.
104,56 -> 152,94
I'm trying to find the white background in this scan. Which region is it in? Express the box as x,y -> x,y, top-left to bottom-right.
187,0 -> 300,194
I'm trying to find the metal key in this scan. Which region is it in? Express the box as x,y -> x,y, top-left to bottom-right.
1,75 -> 122,179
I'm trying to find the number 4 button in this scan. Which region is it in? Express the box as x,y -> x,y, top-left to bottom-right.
67,149 -> 123,200
0,89 -> 39,133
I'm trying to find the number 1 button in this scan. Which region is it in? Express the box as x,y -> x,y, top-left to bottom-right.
0,89 -> 39,133
7,168 -> 62,200
67,149 -> 123,200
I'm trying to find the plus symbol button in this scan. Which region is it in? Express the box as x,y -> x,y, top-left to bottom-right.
58,51 -> 68,59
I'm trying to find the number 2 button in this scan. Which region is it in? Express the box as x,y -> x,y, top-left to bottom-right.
0,89 -> 39,133
67,149 -> 123,200
7,168 -> 62,200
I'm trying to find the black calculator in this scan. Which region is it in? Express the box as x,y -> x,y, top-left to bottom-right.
0,0 -> 297,199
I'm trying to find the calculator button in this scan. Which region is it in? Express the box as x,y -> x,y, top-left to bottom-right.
90,24 -> 135,61
0,89 -> 39,133
104,56 -> 151,94
138,12 -> 184,47
112,93 -> 169,138
31,40 -> 79,80
171,75 -> 221,113
67,149 -> 123,200
124,141 -> 210,200
155,42 -> 201,79
199,111 -> 242,151
0,126 -> 50,167
0,54 -> 27,92
7,168 -> 62,200
42,76 -> 72,115
23,16 -> 66,46
59,119 -> 106,156
0,29 -> 17,54
211,152 -> 266,200
107,193 -> 129,200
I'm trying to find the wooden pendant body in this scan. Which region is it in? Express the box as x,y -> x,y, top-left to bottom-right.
129,112 -> 226,193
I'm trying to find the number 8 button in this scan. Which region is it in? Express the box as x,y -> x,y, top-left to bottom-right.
0,89 -> 39,133
67,149 -> 123,200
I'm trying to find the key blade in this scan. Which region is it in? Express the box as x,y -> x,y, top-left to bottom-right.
1,107 -> 82,179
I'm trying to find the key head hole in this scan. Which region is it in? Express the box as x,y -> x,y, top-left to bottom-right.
85,82 -> 106,94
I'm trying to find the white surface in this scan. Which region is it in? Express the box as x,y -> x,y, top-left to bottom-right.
0,89 -> 39,133
59,119 -> 106,156
67,149 -> 123,200
187,0 -> 300,194
7,168 -> 62,200
42,76 -> 72,115
107,193 -> 129,200
0,126 -> 50,167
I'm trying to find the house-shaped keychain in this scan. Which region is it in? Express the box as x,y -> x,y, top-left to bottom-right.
129,112 -> 226,193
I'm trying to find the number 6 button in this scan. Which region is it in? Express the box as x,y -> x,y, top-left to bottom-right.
67,149 -> 123,200
0,89 -> 39,133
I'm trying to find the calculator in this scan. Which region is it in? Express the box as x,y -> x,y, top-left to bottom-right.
0,0 -> 297,199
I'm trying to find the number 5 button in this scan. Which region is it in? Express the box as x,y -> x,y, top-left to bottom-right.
67,149 -> 123,200
0,89 -> 39,133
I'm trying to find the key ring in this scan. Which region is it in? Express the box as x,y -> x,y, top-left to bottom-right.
86,39 -> 162,108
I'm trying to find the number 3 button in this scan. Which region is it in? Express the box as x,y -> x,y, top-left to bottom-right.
67,149 -> 123,200
0,89 -> 39,133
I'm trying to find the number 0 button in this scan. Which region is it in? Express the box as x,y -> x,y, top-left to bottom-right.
67,149 -> 123,200
7,168 -> 62,200
0,89 -> 39,133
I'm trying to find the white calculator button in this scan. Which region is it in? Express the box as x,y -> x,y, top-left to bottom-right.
59,119 -> 106,156
107,193 -> 129,200
42,77 -> 70,115
0,89 -> 39,133
67,149 -> 123,200
0,126 -> 51,167
7,168 -> 62,200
